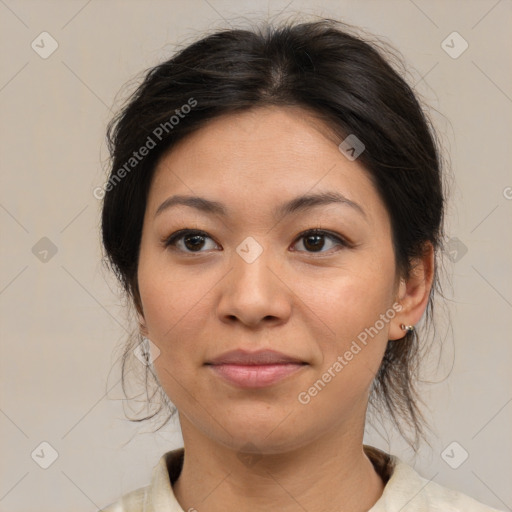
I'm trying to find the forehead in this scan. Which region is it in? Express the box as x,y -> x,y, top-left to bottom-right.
148,106 -> 387,225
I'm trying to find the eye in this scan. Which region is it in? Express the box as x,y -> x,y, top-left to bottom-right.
163,229 -> 219,253
163,228 -> 350,255
291,229 -> 349,254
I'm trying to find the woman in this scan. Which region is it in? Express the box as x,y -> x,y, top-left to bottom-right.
99,18 -> 502,512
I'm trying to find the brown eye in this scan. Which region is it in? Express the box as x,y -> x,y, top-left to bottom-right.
292,229 -> 348,254
164,228 -> 348,255
164,230 -> 219,253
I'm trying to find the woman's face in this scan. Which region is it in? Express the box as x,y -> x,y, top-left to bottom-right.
137,106 -> 404,453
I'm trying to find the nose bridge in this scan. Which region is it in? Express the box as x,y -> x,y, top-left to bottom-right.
232,235 -> 275,297
216,235 -> 290,325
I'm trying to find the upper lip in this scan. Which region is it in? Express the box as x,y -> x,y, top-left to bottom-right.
206,349 -> 306,365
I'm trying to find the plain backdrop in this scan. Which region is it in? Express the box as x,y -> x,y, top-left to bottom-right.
0,1 -> 511,511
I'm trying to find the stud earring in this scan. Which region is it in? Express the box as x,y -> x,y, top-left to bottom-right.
400,324 -> 415,332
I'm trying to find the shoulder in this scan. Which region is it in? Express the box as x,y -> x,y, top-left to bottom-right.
98,448 -> 184,512
414,475 -> 503,512
98,485 -> 149,512
376,452 -> 503,512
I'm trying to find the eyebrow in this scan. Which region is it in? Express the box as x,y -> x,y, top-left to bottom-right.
154,191 -> 366,220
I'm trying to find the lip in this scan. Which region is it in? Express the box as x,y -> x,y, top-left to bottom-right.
206,349 -> 305,365
205,349 -> 307,388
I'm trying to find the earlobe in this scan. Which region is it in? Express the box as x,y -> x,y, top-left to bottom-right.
132,282 -> 148,336
138,315 -> 149,337
136,302 -> 148,337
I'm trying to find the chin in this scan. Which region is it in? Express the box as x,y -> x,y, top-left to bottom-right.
210,410 -> 316,453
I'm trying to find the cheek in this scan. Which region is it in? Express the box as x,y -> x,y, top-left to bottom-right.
138,249 -> 200,334
300,252 -> 395,329
302,252 -> 396,372
295,278 -> 393,417
137,251 -> 219,370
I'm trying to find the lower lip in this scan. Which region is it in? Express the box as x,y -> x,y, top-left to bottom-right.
208,363 -> 306,388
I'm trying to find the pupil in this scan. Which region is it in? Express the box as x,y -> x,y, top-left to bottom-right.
185,234 -> 205,251
305,234 -> 324,251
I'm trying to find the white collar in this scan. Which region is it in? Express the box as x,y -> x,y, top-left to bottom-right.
110,446 -> 500,512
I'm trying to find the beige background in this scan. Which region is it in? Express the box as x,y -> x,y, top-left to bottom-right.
1,0 -> 511,510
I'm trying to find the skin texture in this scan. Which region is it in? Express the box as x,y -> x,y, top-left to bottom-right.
137,106 -> 434,512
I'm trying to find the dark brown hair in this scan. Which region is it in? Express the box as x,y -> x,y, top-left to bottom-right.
102,18 -> 445,451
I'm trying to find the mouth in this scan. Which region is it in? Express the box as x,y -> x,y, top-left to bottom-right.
205,349 -> 308,388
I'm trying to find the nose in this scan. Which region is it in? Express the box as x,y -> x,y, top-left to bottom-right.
216,245 -> 292,328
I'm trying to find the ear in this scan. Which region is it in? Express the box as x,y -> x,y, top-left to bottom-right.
135,300 -> 148,337
138,312 -> 149,337
131,278 -> 149,337
388,242 -> 435,340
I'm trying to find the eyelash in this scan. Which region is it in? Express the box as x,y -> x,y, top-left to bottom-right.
162,228 -> 351,255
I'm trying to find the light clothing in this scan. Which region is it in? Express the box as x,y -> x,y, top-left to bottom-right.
100,445 -> 503,511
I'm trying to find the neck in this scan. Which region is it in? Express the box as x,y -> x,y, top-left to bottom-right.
173,418 -> 385,512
